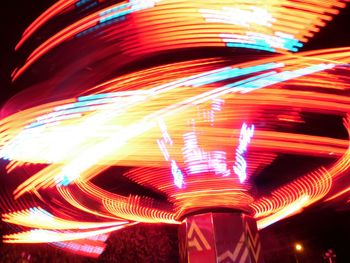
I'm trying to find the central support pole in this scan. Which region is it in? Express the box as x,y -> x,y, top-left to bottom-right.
179,212 -> 263,263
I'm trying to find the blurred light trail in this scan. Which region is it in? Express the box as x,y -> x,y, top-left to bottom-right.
2,0 -> 350,258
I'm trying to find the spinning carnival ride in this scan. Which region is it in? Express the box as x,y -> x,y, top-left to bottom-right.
1,1 -> 350,262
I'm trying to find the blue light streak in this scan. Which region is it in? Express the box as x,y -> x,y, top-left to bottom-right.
222,32 -> 303,52
99,0 -> 157,24
233,123 -> 254,183
171,160 -> 184,188
76,0 -> 92,8
29,207 -> 54,219
156,120 -> 184,188
226,42 -> 276,52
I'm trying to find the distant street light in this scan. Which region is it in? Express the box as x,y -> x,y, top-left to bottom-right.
295,243 -> 303,252
293,243 -> 303,263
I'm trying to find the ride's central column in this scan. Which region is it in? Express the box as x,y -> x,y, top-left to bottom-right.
179,212 -> 263,263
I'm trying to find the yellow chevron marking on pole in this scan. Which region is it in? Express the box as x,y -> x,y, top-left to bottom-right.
240,247 -> 249,263
188,237 -> 203,251
218,232 -> 245,262
244,222 -> 261,262
187,220 -> 211,251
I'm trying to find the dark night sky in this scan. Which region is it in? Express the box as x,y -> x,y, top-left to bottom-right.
0,1 -> 56,106
1,1 -> 350,262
